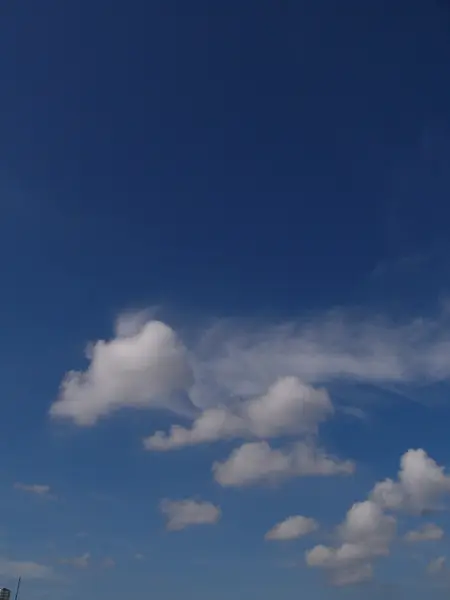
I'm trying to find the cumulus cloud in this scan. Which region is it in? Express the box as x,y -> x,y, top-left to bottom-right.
265,515 -> 318,541
0,558 -> 53,580
404,523 -> 444,542
160,499 -> 221,531
14,483 -> 52,497
50,319 -> 194,426
306,500 -> 396,586
59,553 -> 90,569
145,377 -> 333,450
213,441 -> 354,487
370,449 -> 450,513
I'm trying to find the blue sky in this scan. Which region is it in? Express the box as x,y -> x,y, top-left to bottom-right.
2,0 -> 450,599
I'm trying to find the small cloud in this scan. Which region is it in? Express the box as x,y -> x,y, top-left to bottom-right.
160,499 -> 221,531
14,483 -> 54,498
102,558 -> 115,569
213,441 -> 354,487
265,515 -> 318,541
405,523 -> 444,542
59,553 -> 90,569
134,553 -> 145,560
427,556 -> 446,575
75,532 -> 89,539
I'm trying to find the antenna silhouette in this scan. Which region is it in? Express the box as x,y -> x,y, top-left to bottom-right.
14,577 -> 20,600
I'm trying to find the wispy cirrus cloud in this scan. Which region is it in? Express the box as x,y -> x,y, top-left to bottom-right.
14,483 -> 54,499
405,523 -> 444,542
59,553 -> 90,569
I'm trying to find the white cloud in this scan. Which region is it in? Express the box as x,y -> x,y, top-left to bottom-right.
265,515 -> 318,541
50,319 -> 194,426
59,553 -> 90,569
371,449 -> 450,513
13,483 -> 52,497
51,305 -> 450,431
427,556 -> 446,575
144,377 -> 333,450
213,441 -> 354,487
192,309 -> 450,404
160,499 -> 221,531
0,558 -> 53,580
306,500 -> 396,586
405,523 -> 444,542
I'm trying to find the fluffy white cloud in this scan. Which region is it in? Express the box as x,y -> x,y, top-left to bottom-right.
0,558 -> 53,580
306,500 -> 396,586
404,522 -> 444,542
50,319 -> 194,426
371,449 -> 450,513
160,499 -> 221,531
213,441 -> 354,487
59,553 -> 90,569
14,482 -> 52,497
265,515 -> 318,541
145,377 -> 333,450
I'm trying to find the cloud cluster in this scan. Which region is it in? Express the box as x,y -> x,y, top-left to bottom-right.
50,308 -> 450,429
160,499 -> 221,531
265,515 -> 318,541
47,312 -> 450,587
306,448 -> 450,586
50,314 -> 355,489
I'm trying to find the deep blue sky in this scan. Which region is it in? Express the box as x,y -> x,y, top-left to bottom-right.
2,1 -> 450,599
